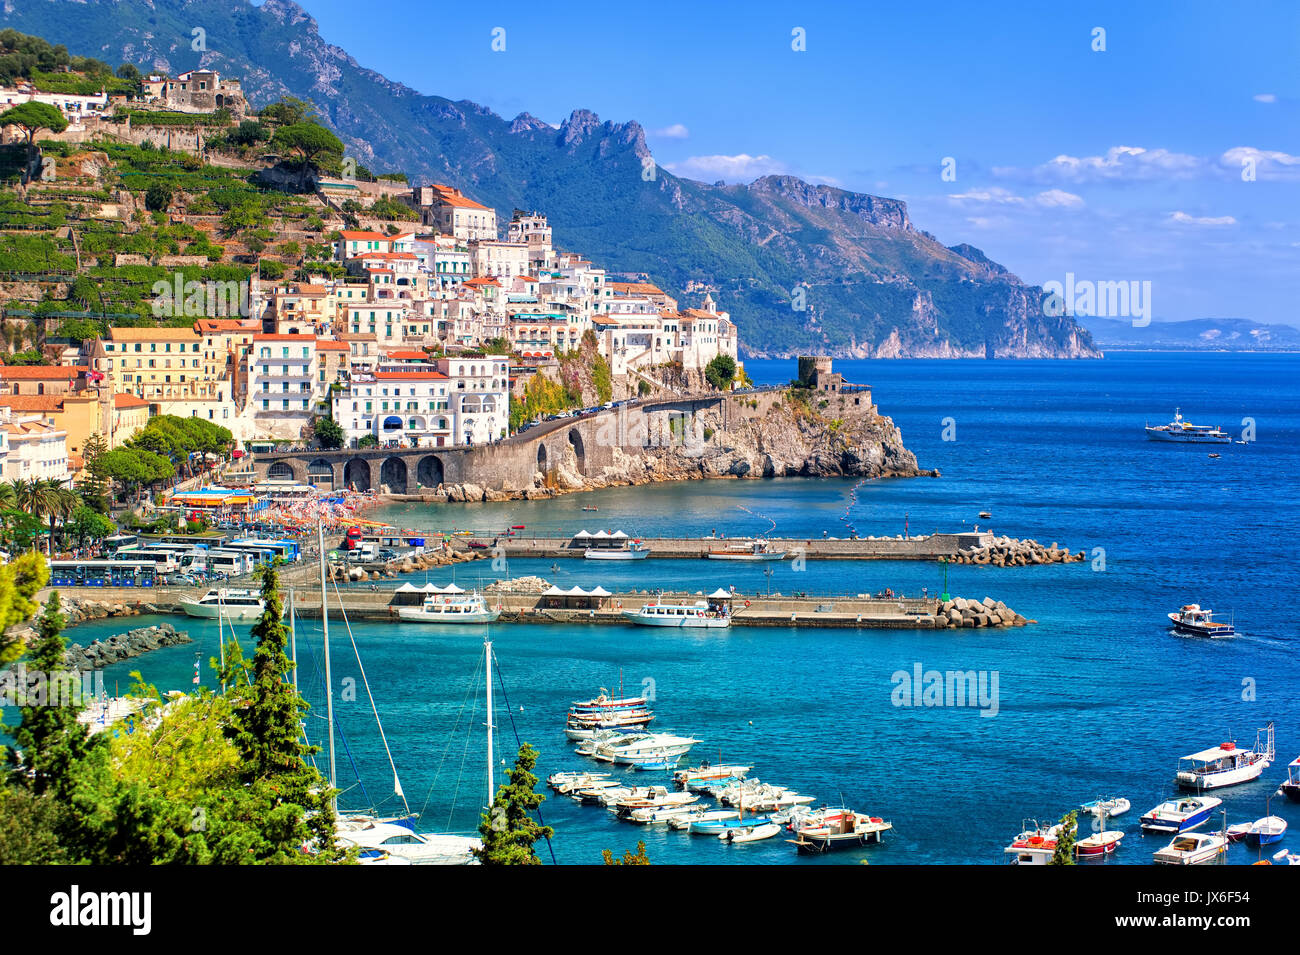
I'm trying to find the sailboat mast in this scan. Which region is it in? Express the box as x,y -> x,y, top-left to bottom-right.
217,591 -> 226,694
288,587 -> 297,695
319,520 -> 337,811
485,638 -> 495,806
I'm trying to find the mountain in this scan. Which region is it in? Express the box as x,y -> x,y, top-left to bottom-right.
1082,317 -> 1300,351
6,0 -> 1101,359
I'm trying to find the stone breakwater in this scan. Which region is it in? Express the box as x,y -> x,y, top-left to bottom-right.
64,622 -> 192,671
932,596 -> 1031,628
949,537 -> 1085,567
331,547 -> 487,582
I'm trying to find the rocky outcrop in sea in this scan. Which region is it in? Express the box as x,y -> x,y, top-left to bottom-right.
64,622 -> 193,671
933,596 -> 1031,628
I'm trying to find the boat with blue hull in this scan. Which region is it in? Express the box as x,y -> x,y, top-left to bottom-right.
1140,795 -> 1223,833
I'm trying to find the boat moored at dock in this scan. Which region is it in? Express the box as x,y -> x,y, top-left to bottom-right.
1153,831 -> 1228,865
622,601 -> 730,628
179,588 -> 265,620
791,809 -> 891,853
395,590 -> 501,624
705,539 -> 787,561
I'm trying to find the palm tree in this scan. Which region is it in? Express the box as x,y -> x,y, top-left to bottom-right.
10,478 -> 58,553
44,481 -> 78,556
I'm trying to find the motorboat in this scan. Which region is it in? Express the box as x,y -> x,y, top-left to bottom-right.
1145,408 -> 1231,443
622,601 -> 730,628
1140,796 -> 1223,833
179,588 -> 265,620
705,539 -> 787,562
1153,832 -> 1227,865
1175,723 -> 1274,791
1226,823 -> 1253,843
690,814 -> 768,835
1168,604 -> 1235,637
1278,755 -> 1300,802
584,539 -> 650,560
334,818 -> 480,865
721,823 -> 783,843
668,809 -> 739,831
674,763 -> 751,792
595,733 -> 700,766
1004,822 -> 1062,865
395,591 -> 501,624
1079,796 -> 1130,817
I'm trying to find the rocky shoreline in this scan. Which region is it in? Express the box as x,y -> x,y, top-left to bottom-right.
64,622 -> 193,671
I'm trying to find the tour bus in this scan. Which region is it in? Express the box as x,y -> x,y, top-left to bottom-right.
109,549 -> 179,573
226,538 -> 300,563
202,549 -> 254,577
103,533 -> 139,555
48,560 -> 159,588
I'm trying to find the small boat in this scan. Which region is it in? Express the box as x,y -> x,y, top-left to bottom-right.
511,525 -> 525,530
674,763 -> 751,792
581,506 -> 599,512
1153,832 -> 1227,865
593,732 -> 700,766
395,591 -> 501,624
334,819 -> 479,865
1140,796 -> 1223,833
1280,756 -> 1300,802
669,809 -> 738,831
1145,408 -> 1231,444
704,539 -> 787,562
628,802 -> 705,824
1208,453 -> 1221,459
1175,723 -> 1274,791
1247,816 -> 1287,846
1004,822 -> 1061,865
1080,796 -> 1130,817
1168,604 -> 1235,637
721,823 -> 782,843
179,588 -> 265,620
1273,848 -> 1300,865
622,601 -> 730,629
978,511 -> 992,520
1226,823 -> 1253,843
1075,829 -> 1124,858
791,809 -> 891,853
690,814 -> 768,835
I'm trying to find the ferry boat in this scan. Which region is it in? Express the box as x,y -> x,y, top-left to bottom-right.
395,591 -> 501,624
584,540 -> 650,560
179,588 -> 265,620
1168,604 -> 1235,637
1175,723 -> 1274,791
622,601 -> 730,628
1279,756 -> 1300,802
1145,408 -> 1231,443
1140,796 -> 1223,833
1152,832 -> 1227,865
704,539 -> 787,562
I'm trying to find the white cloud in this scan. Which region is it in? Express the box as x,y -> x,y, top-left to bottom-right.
1034,189 -> 1084,208
947,186 -> 1083,209
1220,146 -> 1300,179
998,145 -> 1205,183
664,153 -> 789,183
1254,93 -> 1277,103
651,123 -> 690,139
1169,211 -> 1237,226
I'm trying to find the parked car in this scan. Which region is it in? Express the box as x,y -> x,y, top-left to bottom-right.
377,548 -> 398,561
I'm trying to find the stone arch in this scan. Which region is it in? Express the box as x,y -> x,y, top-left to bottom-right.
568,428 -> 585,471
267,460 -> 296,482
537,443 -> 548,469
380,456 -> 408,493
306,457 -> 334,488
344,458 -> 371,492
417,454 -> 444,488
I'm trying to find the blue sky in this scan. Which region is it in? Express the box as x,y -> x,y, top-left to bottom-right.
294,0 -> 1299,325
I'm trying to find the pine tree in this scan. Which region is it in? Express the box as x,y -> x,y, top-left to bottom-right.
602,840 -> 650,865
1049,810 -> 1077,865
3,593 -> 98,799
475,742 -> 553,865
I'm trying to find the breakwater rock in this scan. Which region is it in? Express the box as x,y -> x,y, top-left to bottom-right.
64,622 -> 192,670
933,596 -> 1031,628
62,597 -> 155,625
952,537 -> 1084,567
485,576 -> 552,594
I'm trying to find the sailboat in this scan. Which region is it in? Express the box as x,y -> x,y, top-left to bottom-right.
302,520 -> 480,865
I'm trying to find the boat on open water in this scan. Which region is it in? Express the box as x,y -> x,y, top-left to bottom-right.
1175,723 -> 1274,791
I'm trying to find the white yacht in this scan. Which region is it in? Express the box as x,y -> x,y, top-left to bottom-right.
594,732 -> 700,766
1152,831 -> 1227,865
335,818 -> 480,865
179,588 -> 265,620
705,539 -> 787,561
1145,408 -> 1231,443
396,591 -> 501,624
1175,724 -> 1274,791
622,601 -> 730,628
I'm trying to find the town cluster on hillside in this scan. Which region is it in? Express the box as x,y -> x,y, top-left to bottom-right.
0,65 -> 742,490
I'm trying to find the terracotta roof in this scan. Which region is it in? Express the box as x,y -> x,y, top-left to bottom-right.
113,394 -> 150,408
196,319 -> 260,333
0,365 -> 86,379
373,371 -> 448,381
463,277 -> 501,287
340,230 -> 389,241
609,281 -> 666,296
315,340 -> 350,351
253,334 -> 317,343
382,350 -> 430,360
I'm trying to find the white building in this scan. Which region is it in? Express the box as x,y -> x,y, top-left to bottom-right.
331,355 -> 509,449
248,334 -> 320,440
0,406 -> 70,484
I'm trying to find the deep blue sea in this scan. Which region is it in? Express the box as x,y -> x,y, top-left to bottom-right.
69,353 -> 1300,864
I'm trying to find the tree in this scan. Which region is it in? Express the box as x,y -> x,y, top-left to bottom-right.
227,563 -> 341,861
144,181 -> 173,213
0,101 -> 67,164
79,431 -> 111,512
41,480 -> 78,555
259,96 -> 317,127
54,316 -> 102,343
474,742 -> 553,865
705,353 -> 737,391
314,416 -> 344,450
602,840 -> 651,865
66,504 -> 115,549
114,62 -> 141,84
269,122 -> 344,189
3,594 -> 98,799
1049,810 -> 1077,865
0,551 -> 49,667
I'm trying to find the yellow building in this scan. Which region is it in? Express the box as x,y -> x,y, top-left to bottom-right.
100,327 -> 223,400
0,392 -> 102,460
109,393 -> 151,448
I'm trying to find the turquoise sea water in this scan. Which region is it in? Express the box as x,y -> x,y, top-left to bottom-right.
72,353 -> 1300,864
